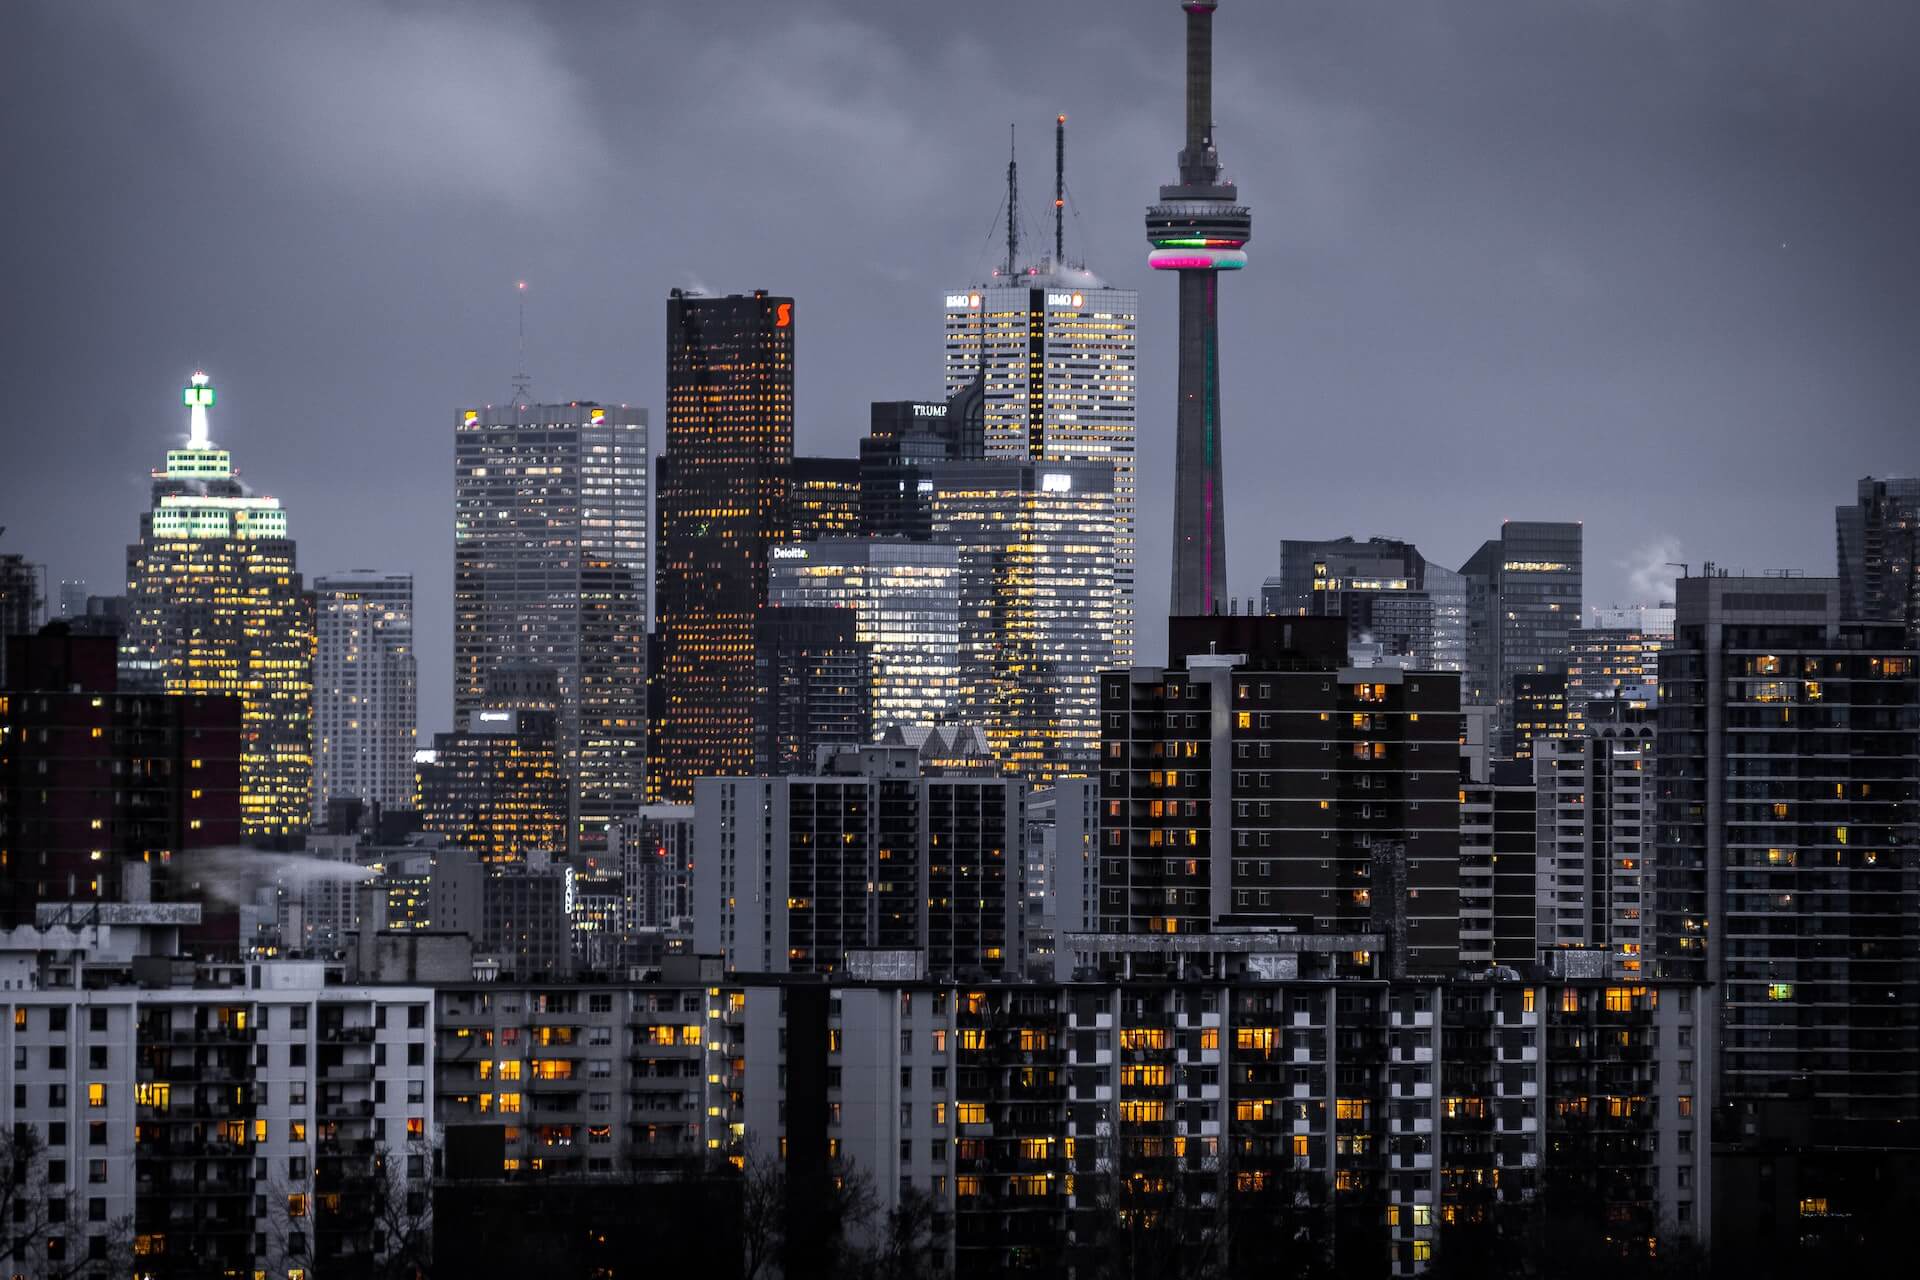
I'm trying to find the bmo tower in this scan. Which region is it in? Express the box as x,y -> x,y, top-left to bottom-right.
1148,0 -> 1251,618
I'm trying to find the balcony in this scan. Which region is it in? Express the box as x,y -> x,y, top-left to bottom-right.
320,1062 -> 376,1083
162,1025 -> 253,1045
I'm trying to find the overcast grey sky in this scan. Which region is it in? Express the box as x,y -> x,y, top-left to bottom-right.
4,0 -> 1916,734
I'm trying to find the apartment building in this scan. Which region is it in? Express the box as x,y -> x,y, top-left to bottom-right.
0,906 -> 433,1279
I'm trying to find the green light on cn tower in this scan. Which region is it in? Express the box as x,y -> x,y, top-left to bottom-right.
183,372 -> 215,408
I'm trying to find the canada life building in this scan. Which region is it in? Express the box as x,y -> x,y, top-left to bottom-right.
123,373 -> 314,838
453,400 -> 648,852
942,273 -> 1138,666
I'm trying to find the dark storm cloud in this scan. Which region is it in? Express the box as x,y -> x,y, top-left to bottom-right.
4,0 -> 1917,733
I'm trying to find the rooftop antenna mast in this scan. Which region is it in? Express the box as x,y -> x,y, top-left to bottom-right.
511,280 -> 532,405
1054,114 -> 1066,264
1004,125 -> 1019,278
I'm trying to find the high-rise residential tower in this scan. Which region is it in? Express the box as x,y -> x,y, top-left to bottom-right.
1836,474 -> 1920,642
1534,700 -> 1655,978
1147,0 -> 1250,618
1655,576 -> 1919,1123
313,573 -> 417,823
1566,623 -> 1666,722
123,373 -> 315,837
1099,617 -> 1463,973
454,400 -> 648,851
693,745 -> 1027,979
654,289 -> 794,802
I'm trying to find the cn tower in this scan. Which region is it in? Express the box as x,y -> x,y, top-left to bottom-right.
1148,0 -> 1250,617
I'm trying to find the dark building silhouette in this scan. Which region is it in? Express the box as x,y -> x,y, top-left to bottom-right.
752,606 -> 871,774
0,626 -> 241,921
0,550 -> 44,688
1262,535 -> 1468,673
652,289 -> 794,802
858,380 -> 985,541
1836,474 -> 1920,643
1459,520 -> 1583,753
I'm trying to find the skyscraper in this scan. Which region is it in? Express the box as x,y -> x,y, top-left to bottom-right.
927,459 -> 1116,783
1263,536 -> 1467,672
654,289 -> 794,802
945,148 -> 1137,662
859,385 -> 985,541
1147,0 -> 1250,618
313,572 -> 416,823
1459,520 -> 1583,753
790,456 -> 862,541
753,606 -> 872,773
418,687 -> 568,867
1836,474 -> 1920,641
454,400 -> 648,850
123,373 -> 315,837
765,540 -> 960,736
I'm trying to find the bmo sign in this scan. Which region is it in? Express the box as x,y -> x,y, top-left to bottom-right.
1046,292 -> 1085,308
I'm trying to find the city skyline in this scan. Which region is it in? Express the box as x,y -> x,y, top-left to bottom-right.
5,0 -> 1919,745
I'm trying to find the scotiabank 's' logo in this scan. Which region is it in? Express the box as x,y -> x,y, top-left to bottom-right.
774,303 -> 792,328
